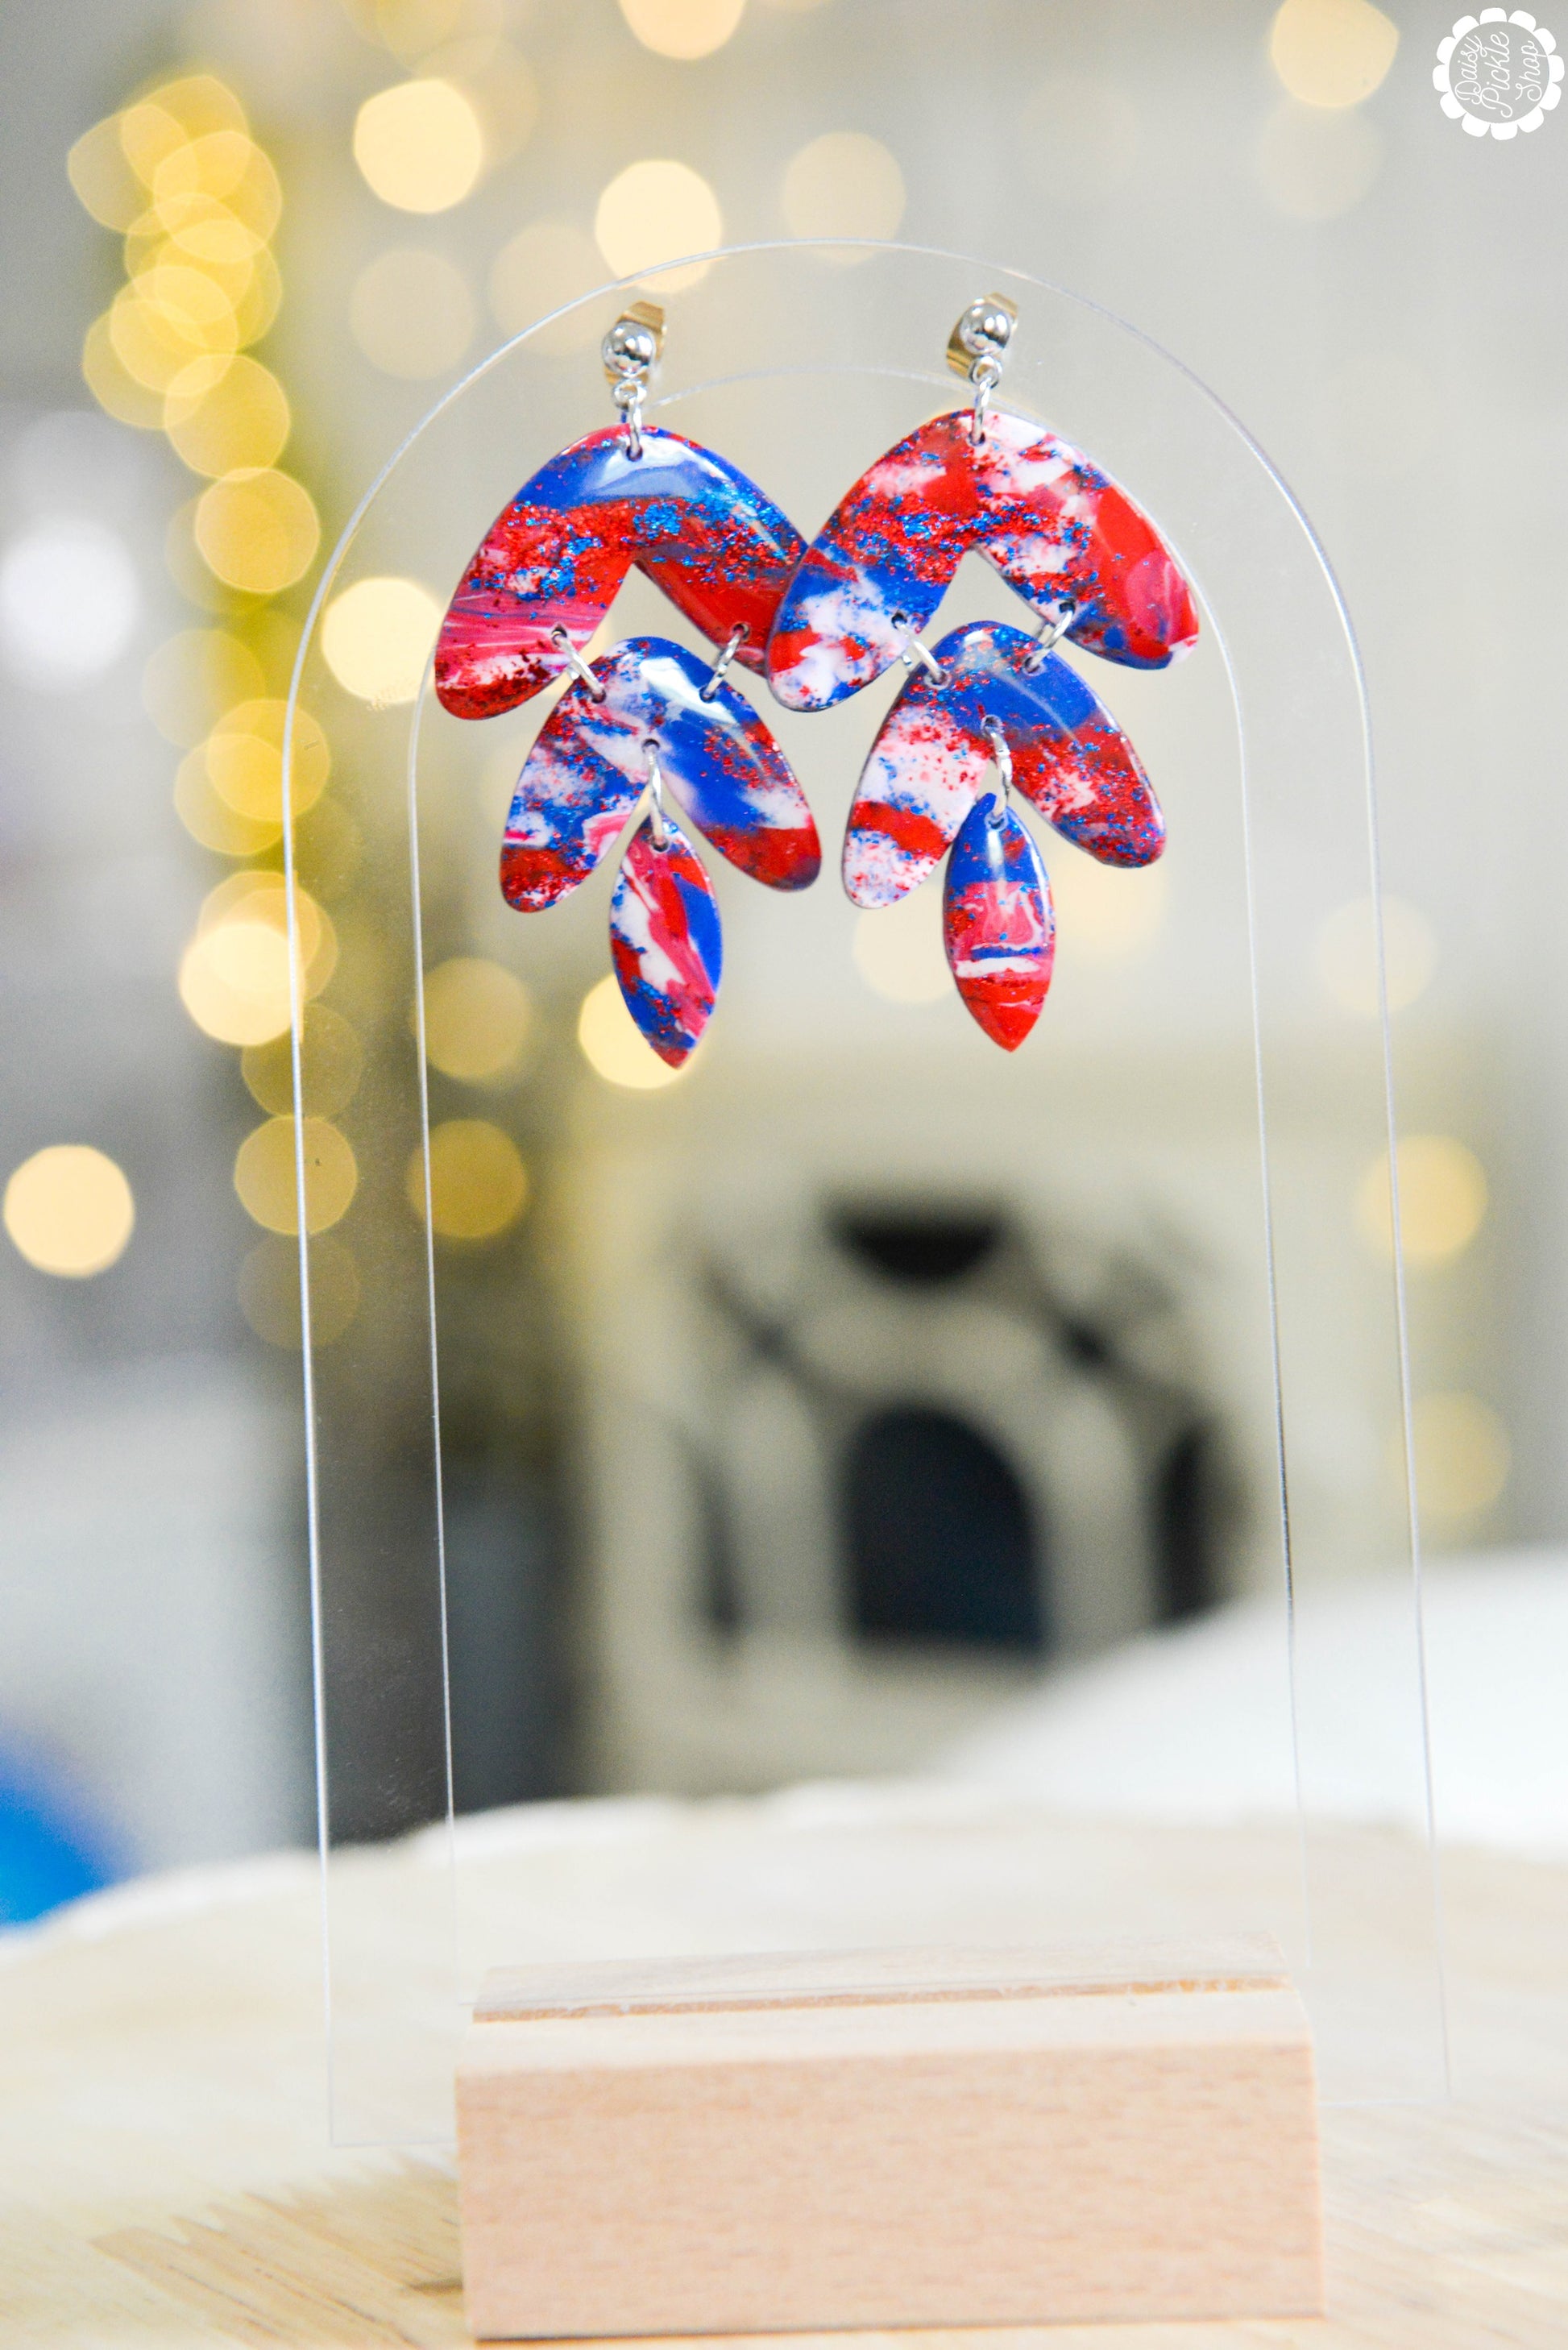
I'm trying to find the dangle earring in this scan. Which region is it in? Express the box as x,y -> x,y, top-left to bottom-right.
435,303 -> 820,1066
766,295 -> 1196,1050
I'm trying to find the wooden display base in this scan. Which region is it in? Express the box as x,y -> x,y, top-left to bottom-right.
457,1937 -> 1324,2340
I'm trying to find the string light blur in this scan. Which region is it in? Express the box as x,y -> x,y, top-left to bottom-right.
421,958 -> 535,1084
243,1005 -> 363,1119
354,80 -> 484,212
239,1232 -> 361,1348
0,521 -> 140,689
235,1116 -> 359,1235
1355,1135 -> 1488,1268
3,1147 -> 135,1279
1269,0 -> 1399,108
595,160 -> 722,292
618,0 -> 748,59
321,576 -> 442,705
411,1119 -> 529,1239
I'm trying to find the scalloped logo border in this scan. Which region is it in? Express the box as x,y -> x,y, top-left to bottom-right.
1435,10 -> 1564,136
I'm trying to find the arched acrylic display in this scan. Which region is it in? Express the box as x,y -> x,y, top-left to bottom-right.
284,243 -> 1445,2145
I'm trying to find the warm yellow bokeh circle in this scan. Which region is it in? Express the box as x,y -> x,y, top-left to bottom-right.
3,1146 -> 135,1278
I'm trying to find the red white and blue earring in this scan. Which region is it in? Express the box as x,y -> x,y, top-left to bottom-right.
436,303 -> 820,1066
766,295 -> 1197,1051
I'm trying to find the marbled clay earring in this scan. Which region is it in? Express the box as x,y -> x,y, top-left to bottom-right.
435,304 -> 820,1067
766,296 -> 1197,1051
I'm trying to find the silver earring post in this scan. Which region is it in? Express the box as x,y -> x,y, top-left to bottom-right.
946,293 -> 1018,447
601,301 -> 665,461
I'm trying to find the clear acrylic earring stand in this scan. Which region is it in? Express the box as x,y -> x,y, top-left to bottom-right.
284,240 -> 1445,2145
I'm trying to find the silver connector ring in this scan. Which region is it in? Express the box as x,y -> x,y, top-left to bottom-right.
890,612 -> 950,691
699,624 -> 747,703
1020,601 -> 1076,673
550,625 -> 607,701
981,716 -> 1012,826
643,740 -> 668,849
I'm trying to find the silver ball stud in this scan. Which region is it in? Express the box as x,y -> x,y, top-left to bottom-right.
601,301 -> 666,384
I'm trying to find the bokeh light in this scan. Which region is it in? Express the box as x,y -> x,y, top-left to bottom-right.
411,1119 -> 529,1239
421,957 -> 535,1083
235,1115 -> 359,1235
1408,1393 -> 1510,1524
243,1003 -> 364,1119
350,247 -> 475,377
595,160 -> 721,293
1256,102 -> 1383,219
489,219 -> 604,351
1355,1135 -> 1488,1268
163,355 -> 291,477
142,627 -> 264,745
1315,895 -> 1436,1017
0,520 -> 141,689
180,920 -> 292,1046
3,1146 -> 135,1279
781,133 -> 906,253
321,575 -> 442,705
578,973 -> 684,1087
179,873 -> 336,1045
354,80 -> 484,213
1052,853 -> 1167,964
205,699 -> 330,824
194,468 -> 320,594
618,0 -> 748,60
239,1231 -> 360,1348
174,749 -> 282,857
853,895 -> 949,1006
1270,0 -> 1399,107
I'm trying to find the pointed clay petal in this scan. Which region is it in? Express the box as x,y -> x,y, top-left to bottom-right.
766,409 -> 1197,712
609,811 -> 722,1067
934,621 -> 1164,867
438,426 -> 804,720
843,683 -> 988,909
943,795 -> 1055,1051
501,636 -> 819,909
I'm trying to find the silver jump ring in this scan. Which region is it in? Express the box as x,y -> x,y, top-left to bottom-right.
550,625 -> 607,701
699,624 -> 747,703
981,716 -> 1012,827
890,612 -> 950,691
643,740 -> 668,849
969,353 -> 1003,447
612,376 -> 645,460
1020,600 -> 1076,674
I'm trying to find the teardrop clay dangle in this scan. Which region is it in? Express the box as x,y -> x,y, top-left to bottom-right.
609,799 -> 723,1067
942,789 -> 1055,1052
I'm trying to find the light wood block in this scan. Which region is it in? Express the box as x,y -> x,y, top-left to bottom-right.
457,1937 -> 1323,2340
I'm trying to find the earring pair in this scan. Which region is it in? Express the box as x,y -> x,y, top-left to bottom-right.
434,293 -> 1197,1064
